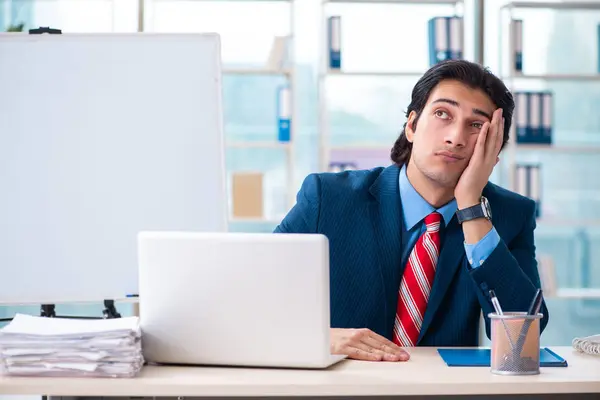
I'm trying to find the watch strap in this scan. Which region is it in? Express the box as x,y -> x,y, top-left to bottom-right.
456,203 -> 485,224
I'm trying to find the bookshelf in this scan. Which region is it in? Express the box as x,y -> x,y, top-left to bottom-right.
498,1 -> 600,301
498,0 -> 600,193
317,0 -> 464,172
139,0 -> 297,226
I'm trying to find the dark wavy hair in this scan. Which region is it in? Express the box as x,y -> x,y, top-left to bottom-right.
390,59 -> 515,167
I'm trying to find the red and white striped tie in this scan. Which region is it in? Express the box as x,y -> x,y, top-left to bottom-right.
393,211 -> 442,347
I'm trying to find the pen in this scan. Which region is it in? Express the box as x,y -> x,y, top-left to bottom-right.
489,290 -> 503,315
489,290 -> 515,351
527,288 -> 544,316
515,289 -> 543,357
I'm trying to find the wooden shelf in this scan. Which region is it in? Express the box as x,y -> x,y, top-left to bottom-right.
536,218 -> 600,227
226,141 -> 291,150
223,67 -> 291,76
171,0 -> 293,3
329,144 -> 391,151
324,0 -> 461,5
556,288 -> 600,300
323,70 -> 424,77
516,144 -> 600,153
331,144 -> 600,154
501,1 -> 600,11
504,73 -> 600,81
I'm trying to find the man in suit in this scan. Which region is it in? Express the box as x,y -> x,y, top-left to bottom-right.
274,60 -> 549,362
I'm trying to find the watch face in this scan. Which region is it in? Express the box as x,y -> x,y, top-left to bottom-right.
481,196 -> 492,219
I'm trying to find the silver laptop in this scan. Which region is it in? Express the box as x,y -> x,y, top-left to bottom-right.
137,231 -> 346,369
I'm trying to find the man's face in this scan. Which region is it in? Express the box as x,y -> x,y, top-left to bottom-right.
406,79 -> 497,188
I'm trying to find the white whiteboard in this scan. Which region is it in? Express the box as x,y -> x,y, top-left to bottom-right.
0,33 -> 228,305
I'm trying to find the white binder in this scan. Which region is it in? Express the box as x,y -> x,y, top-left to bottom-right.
541,92 -> 553,144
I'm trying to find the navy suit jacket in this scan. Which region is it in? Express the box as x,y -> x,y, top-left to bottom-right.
274,164 -> 549,346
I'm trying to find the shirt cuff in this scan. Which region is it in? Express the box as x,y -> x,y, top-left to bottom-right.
464,226 -> 500,268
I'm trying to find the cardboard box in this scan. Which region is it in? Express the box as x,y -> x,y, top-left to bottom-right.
232,172 -> 264,218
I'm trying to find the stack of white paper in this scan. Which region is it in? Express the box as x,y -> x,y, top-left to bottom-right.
0,313 -> 144,378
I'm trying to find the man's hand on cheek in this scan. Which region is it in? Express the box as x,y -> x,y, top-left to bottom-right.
454,108 -> 504,208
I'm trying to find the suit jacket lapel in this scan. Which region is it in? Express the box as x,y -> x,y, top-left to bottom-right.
418,215 -> 465,343
368,165 -> 404,335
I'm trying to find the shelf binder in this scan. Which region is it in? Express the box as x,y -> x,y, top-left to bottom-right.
449,16 -> 463,61
515,163 -> 542,218
277,85 -> 291,142
529,164 -> 541,218
529,91 -> 541,141
514,91 -> 553,144
541,92 -> 553,144
428,16 -> 463,66
516,163 -> 528,199
328,16 -> 341,70
515,92 -> 528,142
511,19 -> 523,73
537,254 -> 557,297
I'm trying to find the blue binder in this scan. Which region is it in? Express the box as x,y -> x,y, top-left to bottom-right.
512,19 -> 523,73
527,164 -> 542,218
515,92 -> 528,143
428,16 -> 463,66
515,91 -> 553,144
276,85 -> 291,142
515,163 -> 542,218
327,16 -> 341,69
541,91 -> 553,144
528,92 -> 540,143
437,347 -> 567,367
428,17 -> 449,66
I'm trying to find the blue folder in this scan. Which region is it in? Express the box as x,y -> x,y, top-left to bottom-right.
437,347 -> 567,367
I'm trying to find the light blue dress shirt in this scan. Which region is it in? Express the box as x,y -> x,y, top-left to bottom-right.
398,165 -> 500,269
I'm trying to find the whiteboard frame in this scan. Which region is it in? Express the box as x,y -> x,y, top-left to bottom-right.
0,32 -> 229,306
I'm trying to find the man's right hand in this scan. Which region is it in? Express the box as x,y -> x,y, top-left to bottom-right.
330,328 -> 410,362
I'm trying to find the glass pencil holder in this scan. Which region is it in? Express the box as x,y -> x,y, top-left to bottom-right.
489,312 -> 543,375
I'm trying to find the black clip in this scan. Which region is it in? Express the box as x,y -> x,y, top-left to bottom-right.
29,27 -> 62,35
40,304 -> 56,318
102,300 -> 122,319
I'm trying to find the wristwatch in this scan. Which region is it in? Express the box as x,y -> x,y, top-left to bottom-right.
456,196 -> 492,224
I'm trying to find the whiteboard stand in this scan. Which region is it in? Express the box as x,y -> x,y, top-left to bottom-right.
3,300 -> 124,321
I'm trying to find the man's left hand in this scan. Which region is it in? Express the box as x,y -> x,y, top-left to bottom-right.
454,107 -> 504,208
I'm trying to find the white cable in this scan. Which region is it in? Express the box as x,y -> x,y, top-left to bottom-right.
572,334 -> 600,355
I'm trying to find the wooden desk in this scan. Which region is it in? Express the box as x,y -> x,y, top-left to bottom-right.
0,347 -> 598,399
